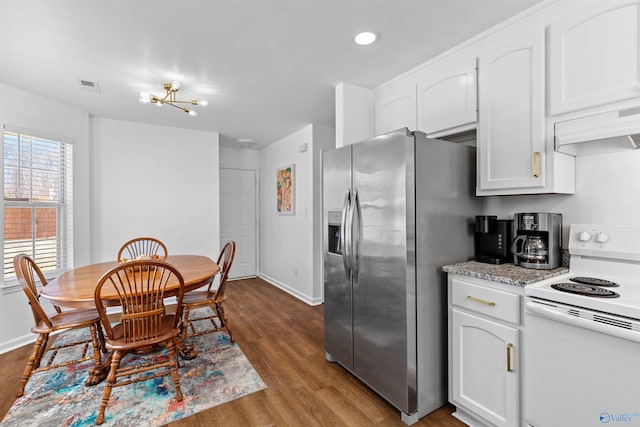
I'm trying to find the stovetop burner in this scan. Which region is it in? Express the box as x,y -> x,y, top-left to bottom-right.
570,276 -> 619,287
551,283 -> 620,298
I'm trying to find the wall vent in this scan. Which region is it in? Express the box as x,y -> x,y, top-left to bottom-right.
78,79 -> 101,93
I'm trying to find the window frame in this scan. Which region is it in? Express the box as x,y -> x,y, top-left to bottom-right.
2,125 -> 74,292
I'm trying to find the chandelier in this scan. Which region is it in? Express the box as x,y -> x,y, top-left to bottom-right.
138,81 -> 208,116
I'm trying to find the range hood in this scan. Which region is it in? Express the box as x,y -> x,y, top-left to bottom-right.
555,107 -> 640,156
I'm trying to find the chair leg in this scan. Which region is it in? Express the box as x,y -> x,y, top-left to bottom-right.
216,303 -> 235,343
16,333 -> 48,398
166,339 -> 183,402
96,323 -> 107,354
33,334 -> 49,370
97,350 -> 122,425
181,306 -> 190,342
89,323 -> 102,366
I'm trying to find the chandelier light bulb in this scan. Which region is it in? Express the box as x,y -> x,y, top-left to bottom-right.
138,92 -> 151,103
188,109 -> 197,117
170,80 -> 181,91
198,99 -> 209,107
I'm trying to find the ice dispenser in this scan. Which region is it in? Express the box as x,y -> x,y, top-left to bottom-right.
327,210 -> 342,255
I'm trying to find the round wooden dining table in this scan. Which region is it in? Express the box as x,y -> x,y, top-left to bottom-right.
40,254 -> 219,385
41,254 -> 219,309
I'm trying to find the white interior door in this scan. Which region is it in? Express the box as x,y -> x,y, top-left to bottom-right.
220,168 -> 257,278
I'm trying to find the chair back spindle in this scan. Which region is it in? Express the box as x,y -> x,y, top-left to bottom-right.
117,237 -> 168,262
95,261 -> 184,344
209,241 -> 236,299
14,254 -> 54,329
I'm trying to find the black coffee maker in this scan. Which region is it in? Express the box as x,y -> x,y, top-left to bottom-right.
474,216 -> 514,264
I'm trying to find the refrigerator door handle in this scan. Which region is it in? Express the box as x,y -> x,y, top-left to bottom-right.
352,188 -> 362,281
341,189 -> 352,281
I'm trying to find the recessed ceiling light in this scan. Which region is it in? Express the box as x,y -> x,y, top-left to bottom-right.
354,31 -> 378,46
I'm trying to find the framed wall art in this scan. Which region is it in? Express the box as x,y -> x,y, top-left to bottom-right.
276,164 -> 295,215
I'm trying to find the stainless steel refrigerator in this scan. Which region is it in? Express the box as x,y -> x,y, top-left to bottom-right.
323,128 -> 480,425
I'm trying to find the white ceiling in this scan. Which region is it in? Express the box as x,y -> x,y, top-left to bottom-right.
0,0 -> 543,149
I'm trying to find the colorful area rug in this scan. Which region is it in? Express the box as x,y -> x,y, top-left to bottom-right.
1,308 -> 266,426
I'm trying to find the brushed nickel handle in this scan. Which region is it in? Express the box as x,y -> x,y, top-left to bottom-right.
341,190 -> 351,281
533,151 -> 540,178
466,295 -> 496,307
507,343 -> 514,372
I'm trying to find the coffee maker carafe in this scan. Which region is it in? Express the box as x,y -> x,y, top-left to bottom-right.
511,213 -> 562,269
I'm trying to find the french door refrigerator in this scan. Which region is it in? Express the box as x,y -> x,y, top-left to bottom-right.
323,128 -> 480,425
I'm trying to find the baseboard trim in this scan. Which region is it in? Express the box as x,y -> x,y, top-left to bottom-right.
257,273 -> 323,306
0,334 -> 35,355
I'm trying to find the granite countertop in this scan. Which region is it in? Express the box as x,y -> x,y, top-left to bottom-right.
442,260 -> 569,287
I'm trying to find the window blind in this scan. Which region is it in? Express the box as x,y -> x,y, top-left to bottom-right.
2,130 -> 73,286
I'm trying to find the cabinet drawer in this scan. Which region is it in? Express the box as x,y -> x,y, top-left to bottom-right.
451,279 -> 520,324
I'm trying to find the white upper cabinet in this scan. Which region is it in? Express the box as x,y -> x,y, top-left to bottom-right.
373,84 -> 417,136
549,0 -> 640,115
417,58 -> 477,136
477,29 -> 546,193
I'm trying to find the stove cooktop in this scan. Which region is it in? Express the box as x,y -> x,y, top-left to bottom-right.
525,224 -> 640,320
526,273 -> 640,319
550,282 -> 620,298
569,276 -> 619,287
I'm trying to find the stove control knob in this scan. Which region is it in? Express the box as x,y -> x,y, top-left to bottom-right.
577,231 -> 592,242
595,232 -> 610,244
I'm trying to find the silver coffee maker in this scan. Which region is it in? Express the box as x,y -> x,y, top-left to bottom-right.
511,213 -> 562,269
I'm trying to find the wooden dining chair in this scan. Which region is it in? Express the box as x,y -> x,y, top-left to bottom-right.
93,260 -> 185,425
13,254 -> 105,398
182,241 -> 236,342
117,237 -> 168,262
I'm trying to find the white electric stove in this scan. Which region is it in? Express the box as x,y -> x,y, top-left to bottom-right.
525,224 -> 640,427
526,223 -> 640,320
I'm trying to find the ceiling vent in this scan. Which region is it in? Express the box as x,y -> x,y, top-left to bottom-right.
78,79 -> 101,93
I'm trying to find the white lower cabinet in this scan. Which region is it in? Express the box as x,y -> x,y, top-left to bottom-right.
448,276 -> 523,427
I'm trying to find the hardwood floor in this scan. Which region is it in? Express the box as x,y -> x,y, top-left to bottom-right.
0,277 -> 465,427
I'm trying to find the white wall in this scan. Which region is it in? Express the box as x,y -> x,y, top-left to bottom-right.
259,124 -> 333,304
219,145 -> 260,170
90,117 -> 220,262
311,125 -> 335,300
0,83 -> 91,352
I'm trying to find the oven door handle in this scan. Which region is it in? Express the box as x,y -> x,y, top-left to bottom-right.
526,300 -> 640,344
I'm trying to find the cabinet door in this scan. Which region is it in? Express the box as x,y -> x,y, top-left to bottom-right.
417,58 -> 477,135
549,0 -> 640,115
451,308 -> 519,427
374,85 -> 416,135
477,29 -> 545,192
